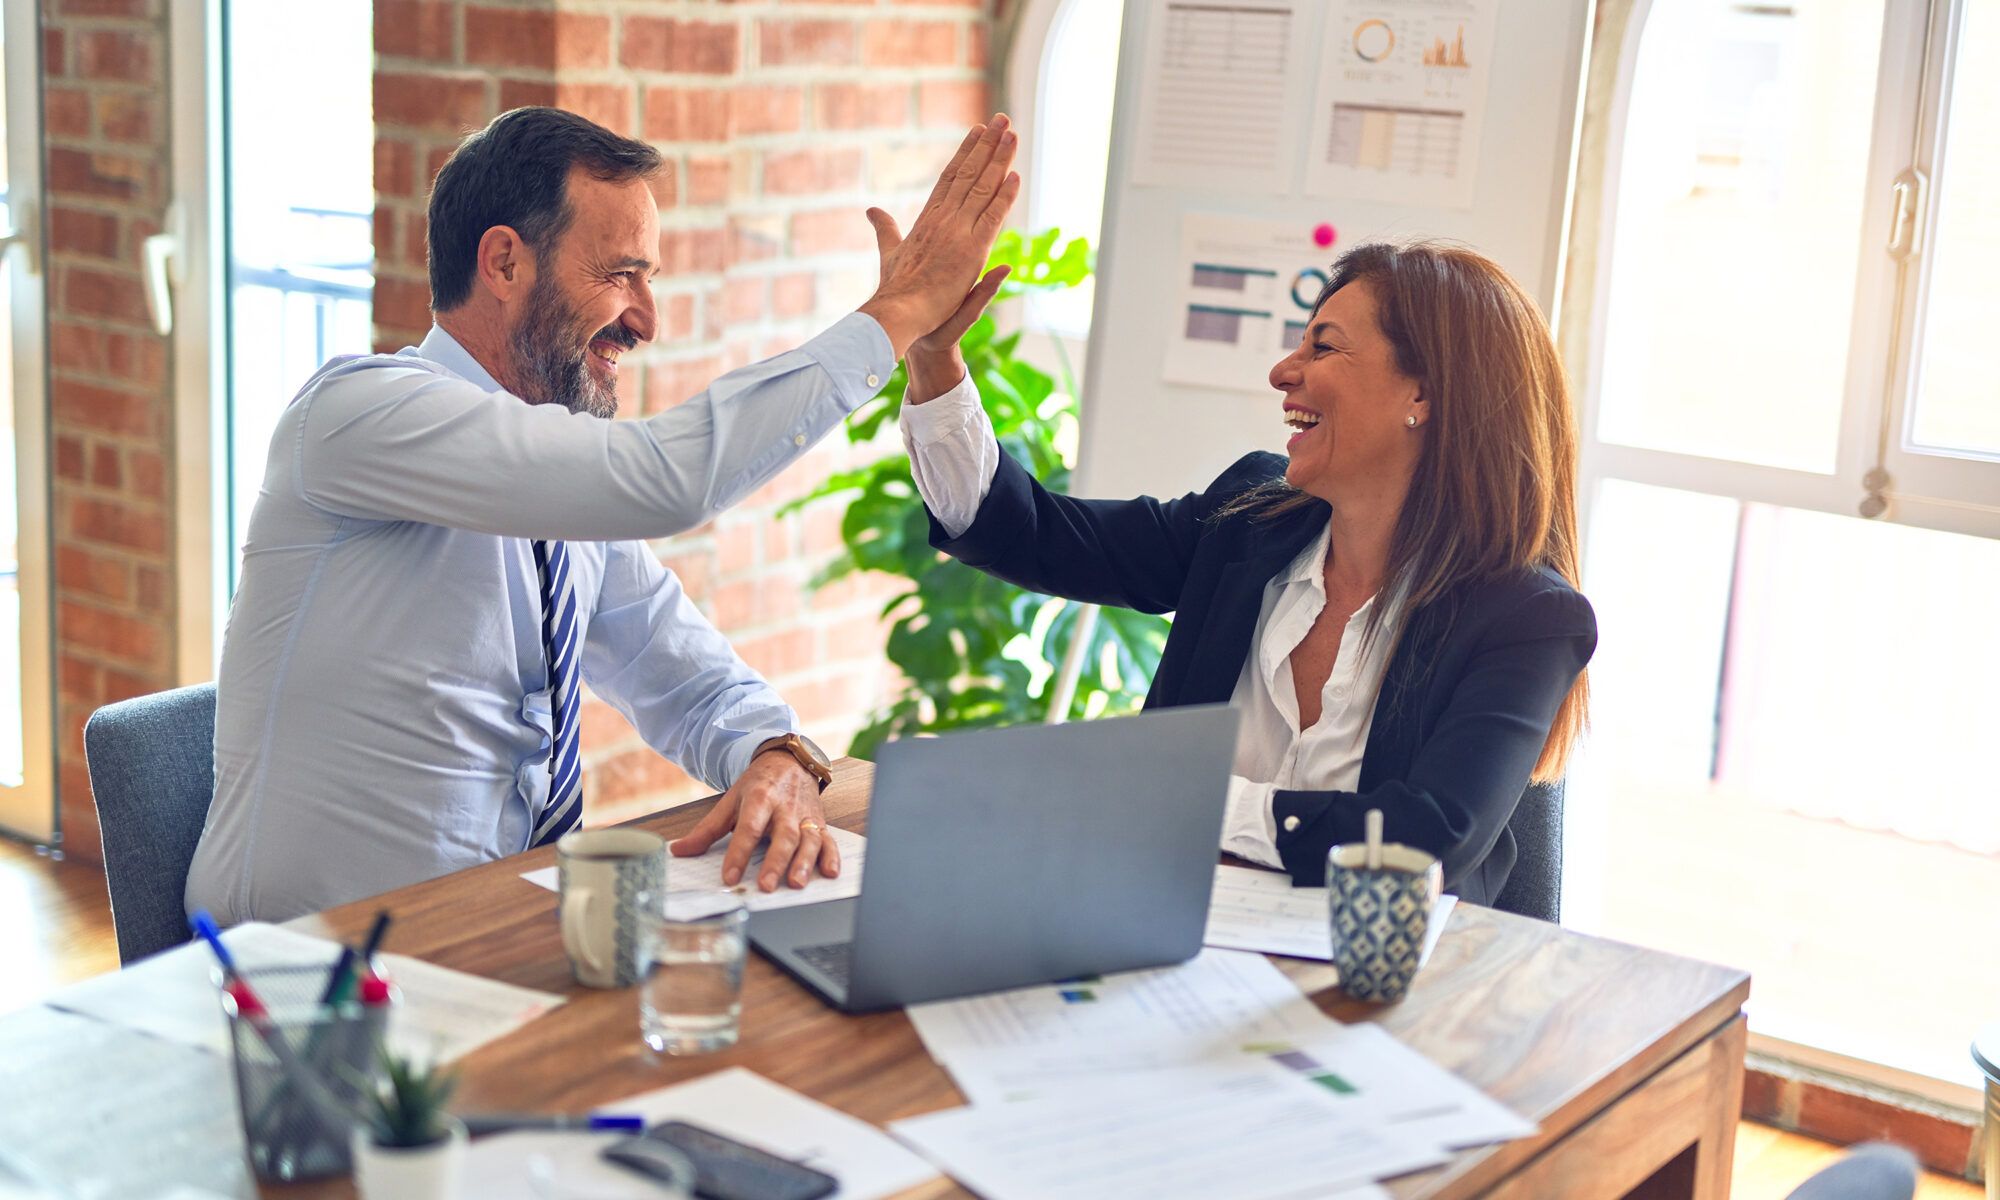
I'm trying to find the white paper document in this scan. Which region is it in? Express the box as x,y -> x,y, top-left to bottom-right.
1205,864 -> 1458,965
891,1067 -> 1439,1200
1304,0 -> 1502,208
1130,0 -> 1307,192
0,1005 -> 254,1199
905,948 -> 1335,1105
1163,212 -> 1338,393
521,825 -> 866,913
461,1068 -> 939,1200
46,921 -> 563,1064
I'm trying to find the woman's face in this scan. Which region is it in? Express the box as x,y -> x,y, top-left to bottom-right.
1271,280 -> 1424,503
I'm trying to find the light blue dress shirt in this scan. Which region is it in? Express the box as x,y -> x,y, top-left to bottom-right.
186,316 -> 895,925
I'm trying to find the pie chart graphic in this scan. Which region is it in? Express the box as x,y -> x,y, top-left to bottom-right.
1353,19 -> 1395,62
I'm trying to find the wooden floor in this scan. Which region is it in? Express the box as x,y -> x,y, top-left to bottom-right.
0,836 -> 1984,1198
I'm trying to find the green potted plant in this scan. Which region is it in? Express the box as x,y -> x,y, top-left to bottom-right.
786,229 -> 1170,756
349,1046 -> 465,1200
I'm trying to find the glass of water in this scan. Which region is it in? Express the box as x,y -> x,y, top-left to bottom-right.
637,889 -> 748,1055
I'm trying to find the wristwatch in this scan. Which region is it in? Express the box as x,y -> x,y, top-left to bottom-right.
755,732 -> 833,792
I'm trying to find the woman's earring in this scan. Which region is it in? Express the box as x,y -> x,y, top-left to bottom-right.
1405,415 -> 1418,428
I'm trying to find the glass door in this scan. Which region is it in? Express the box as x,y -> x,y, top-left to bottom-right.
0,1 -> 55,842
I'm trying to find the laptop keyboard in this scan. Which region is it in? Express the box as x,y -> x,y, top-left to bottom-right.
795,940 -> 854,988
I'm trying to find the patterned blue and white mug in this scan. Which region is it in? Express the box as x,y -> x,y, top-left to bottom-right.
1326,841 -> 1443,1003
557,829 -> 666,988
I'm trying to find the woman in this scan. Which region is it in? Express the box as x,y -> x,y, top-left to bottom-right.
897,241 -> 1595,905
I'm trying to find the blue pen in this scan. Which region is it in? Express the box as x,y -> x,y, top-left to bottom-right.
462,1113 -> 646,1137
190,910 -> 239,979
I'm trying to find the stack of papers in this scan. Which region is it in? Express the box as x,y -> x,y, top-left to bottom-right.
1204,864 -> 1458,963
522,825 -> 867,912
46,921 -> 563,1064
892,948 -> 1532,1200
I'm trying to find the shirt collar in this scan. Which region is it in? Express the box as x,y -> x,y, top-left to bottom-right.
414,325 -> 506,394
1279,523 -> 1332,589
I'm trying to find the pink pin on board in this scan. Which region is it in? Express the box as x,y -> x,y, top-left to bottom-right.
1312,223 -> 1337,249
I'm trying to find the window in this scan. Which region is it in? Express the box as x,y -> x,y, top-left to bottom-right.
1569,0 -> 2000,1090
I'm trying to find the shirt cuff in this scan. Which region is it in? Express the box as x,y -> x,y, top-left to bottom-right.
1220,775 -> 1284,869
799,312 -> 899,413
899,370 -> 983,446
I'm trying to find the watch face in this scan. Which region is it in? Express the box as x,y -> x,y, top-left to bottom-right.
797,734 -> 832,772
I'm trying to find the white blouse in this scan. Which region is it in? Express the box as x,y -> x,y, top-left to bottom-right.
901,377 -> 1394,868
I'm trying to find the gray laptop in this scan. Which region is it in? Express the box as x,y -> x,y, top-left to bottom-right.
748,704 -> 1241,1012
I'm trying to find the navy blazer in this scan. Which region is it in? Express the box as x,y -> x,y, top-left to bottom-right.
929,449 -> 1598,905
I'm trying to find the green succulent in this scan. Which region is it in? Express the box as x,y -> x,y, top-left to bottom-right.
360,1044 -> 460,1148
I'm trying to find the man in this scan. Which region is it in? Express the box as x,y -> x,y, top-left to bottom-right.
186,107 -> 1018,924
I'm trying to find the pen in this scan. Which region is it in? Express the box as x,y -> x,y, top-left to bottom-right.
461,1113 -> 646,1137
190,910 -> 240,979
358,909 -> 394,973
316,945 -> 358,1007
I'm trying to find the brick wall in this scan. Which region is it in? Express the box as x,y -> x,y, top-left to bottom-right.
40,0 -> 178,863
372,0 -> 996,822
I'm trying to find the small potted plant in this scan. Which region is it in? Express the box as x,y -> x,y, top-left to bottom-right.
349,1046 -> 466,1200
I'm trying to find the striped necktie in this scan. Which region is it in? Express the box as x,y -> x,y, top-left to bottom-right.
529,539 -> 583,848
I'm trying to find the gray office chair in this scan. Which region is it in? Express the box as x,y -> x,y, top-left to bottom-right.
83,682 -> 218,964
1490,780 -> 1563,924
1783,1143 -> 1919,1200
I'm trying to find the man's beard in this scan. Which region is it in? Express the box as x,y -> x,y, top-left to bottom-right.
508,273 -> 633,420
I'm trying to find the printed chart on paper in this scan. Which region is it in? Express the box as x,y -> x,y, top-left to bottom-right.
1130,0 -> 1308,193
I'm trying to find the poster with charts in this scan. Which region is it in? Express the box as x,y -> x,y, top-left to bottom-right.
1304,0 -> 1502,208
1163,211 -> 1333,393
1130,0 -> 1309,193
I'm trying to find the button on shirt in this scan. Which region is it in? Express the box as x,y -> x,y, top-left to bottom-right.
901,377 -> 1395,868
187,316 -> 895,925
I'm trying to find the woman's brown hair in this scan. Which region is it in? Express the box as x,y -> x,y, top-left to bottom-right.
1223,240 -> 1588,780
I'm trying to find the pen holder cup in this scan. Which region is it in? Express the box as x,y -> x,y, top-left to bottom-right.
1326,843 -> 1443,1004
220,964 -> 385,1182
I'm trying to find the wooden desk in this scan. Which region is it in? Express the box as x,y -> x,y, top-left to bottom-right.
282,759 -> 1751,1200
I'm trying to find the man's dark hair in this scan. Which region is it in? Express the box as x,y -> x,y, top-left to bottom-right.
427,107 -> 662,312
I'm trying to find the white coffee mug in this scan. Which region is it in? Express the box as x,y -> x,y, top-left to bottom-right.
556,829 -> 666,988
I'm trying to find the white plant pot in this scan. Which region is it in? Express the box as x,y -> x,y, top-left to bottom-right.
351,1116 -> 468,1200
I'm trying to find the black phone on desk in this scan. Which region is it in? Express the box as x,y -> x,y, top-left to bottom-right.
602,1120 -> 838,1200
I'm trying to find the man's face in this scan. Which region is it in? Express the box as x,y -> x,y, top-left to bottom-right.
507,170 -> 661,420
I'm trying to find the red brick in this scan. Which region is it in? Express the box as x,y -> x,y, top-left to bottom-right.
556,13 -> 612,69
722,276 -> 765,325
376,0 -> 456,60
800,502 -> 845,558
128,450 -> 166,499
58,0 -> 153,14
95,92 -> 153,143
90,444 -> 121,488
373,209 -> 398,270
427,146 -> 454,188
54,379 -> 154,436
76,30 -> 155,84
790,207 -> 876,257
771,272 -> 815,319
44,29 -> 64,77
580,696 -> 639,749
135,566 -> 165,612
56,546 -> 131,603
759,19 -> 857,67
112,332 -> 168,388
101,667 -> 156,705
498,78 -> 557,111
731,86 -> 804,136
863,19 -> 957,68
814,82 -> 909,131
405,213 -> 430,269
59,653 -> 101,702
57,602 -> 162,667
716,522 -> 759,575
464,6 -> 556,69
968,22 -> 990,69
645,354 -> 724,412
659,292 -> 697,341
643,87 -> 731,142
1794,1083 -> 1976,1176
825,613 -> 890,663
50,321 -> 104,372
764,147 -> 863,197
587,747 -> 688,808
555,83 -> 635,137
657,550 -> 713,599
1741,1069 -> 1786,1123
374,73 -> 491,133
67,497 -> 167,555
622,17 -> 739,75
55,436 -> 86,482
737,628 -> 814,678
47,147 -> 140,202
658,228 -> 729,275
45,88 -> 91,139
686,157 -> 731,207
60,265 -> 152,325
373,275 -> 434,334
762,518 -> 793,561
919,80 -> 988,129
375,136 -> 416,197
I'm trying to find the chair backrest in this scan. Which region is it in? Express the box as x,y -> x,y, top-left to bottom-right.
84,683 -> 218,964
1490,779 -> 1563,923
1784,1143 -> 1919,1200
